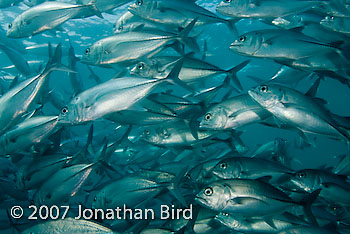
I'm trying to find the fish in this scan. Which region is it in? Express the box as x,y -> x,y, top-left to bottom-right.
131,56 -> 249,90
215,212 -> 308,233
0,116 -> 59,156
113,10 -> 164,34
229,29 -> 350,83
20,218 -> 116,234
0,44 -> 69,135
195,178 -> 319,217
81,19 -> 199,67
321,15 -> 350,35
199,94 -> 271,130
7,1 -> 102,38
16,153 -> 72,190
128,0 -> 237,32
58,59 -> 186,125
248,84 -> 350,142
78,0 -> 133,12
217,0 -> 319,19
211,157 -> 293,183
33,163 -> 94,206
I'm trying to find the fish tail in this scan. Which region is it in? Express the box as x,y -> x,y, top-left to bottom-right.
179,18 -> 200,53
43,44 -> 75,75
298,188 -> 321,226
225,19 -> 239,37
165,58 -> 194,93
87,0 -> 103,19
225,59 -> 250,91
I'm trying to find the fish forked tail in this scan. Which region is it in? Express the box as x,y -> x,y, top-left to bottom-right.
179,18 -> 200,53
225,59 -> 250,91
42,43 -> 75,77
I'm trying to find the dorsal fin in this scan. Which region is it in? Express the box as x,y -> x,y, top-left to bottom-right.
305,78 -> 320,98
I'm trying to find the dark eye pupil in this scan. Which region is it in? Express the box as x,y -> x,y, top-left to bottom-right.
119,26 -> 123,30
85,48 -> 90,54
8,23 -> 12,29
137,0 -> 143,5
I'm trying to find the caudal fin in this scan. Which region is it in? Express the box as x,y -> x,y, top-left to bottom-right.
179,18 -> 200,53
225,60 -> 250,91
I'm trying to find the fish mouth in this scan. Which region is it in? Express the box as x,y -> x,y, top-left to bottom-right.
194,196 -> 207,205
247,89 -> 258,101
229,42 -> 242,48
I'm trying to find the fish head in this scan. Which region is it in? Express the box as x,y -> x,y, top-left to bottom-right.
248,84 -> 284,109
195,182 -> 232,211
229,31 -> 263,56
217,0 -> 249,17
212,159 -> 240,179
6,16 -> 26,38
140,126 -> 166,145
130,61 -> 156,78
200,107 -> 228,130
320,15 -> 335,29
81,41 -> 103,65
113,11 -> 134,34
215,212 -> 241,229
128,0 -> 156,19
58,98 -> 85,125
92,190 -> 108,209
290,170 -> 317,192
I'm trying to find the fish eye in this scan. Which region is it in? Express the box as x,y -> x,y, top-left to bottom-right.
94,196 -> 97,202
330,16 -> 334,20
136,0 -> 143,6
260,85 -> 268,93
239,35 -> 246,42
8,23 -> 12,29
204,113 -> 212,121
204,187 -> 213,196
138,63 -> 144,70
223,213 -> 229,216
85,48 -> 90,55
219,162 -> 227,169
144,130 -> 150,135
297,172 -> 306,178
61,107 -> 68,115
118,26 -> 123,31
185,174 -> 191,179
225,0 -> 232,2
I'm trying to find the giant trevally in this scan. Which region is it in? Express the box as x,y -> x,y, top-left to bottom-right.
217,0 -> 320,19
78,0 -> 132,12
0,116 -> 59,156
20,218 -> 116,234
113,11 -> 164,34
0,44 -> 69,135
321,15 -> 350,35
82,19 -> 198,67
16,153 -> 73,190
33,163 -> 94,206
215,212 -> 308,233
199,94 -> 271,130
211,157 -> 293,182
131,56 -> 249,90
229,29 -> 350,83
195,178 -> 319,217
58,59 -> 186,125
6,1 -> 102,38
248,84 -> 350,142
128,0 -> 237,32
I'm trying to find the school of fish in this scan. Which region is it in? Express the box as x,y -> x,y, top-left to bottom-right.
0,0 -> 350,233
